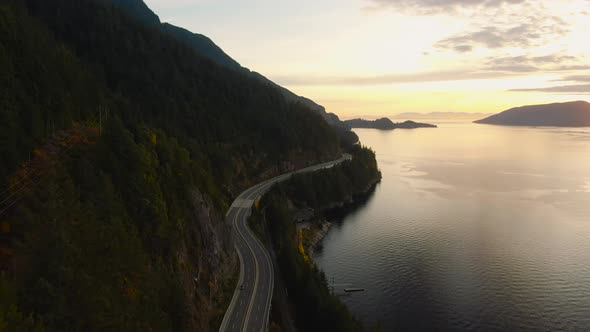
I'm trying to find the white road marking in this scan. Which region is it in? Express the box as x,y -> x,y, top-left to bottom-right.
233,198 -> 254,208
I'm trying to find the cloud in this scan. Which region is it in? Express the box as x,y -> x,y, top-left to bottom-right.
365,0 -> 527,14
453,45 -> 473,53
276,56 -> 590,87
511,71 -> 590,93
555,66 -> 590,71
436,26 -> 507,49
483,54 -> 586,73
487,54 -> 575,66
510,84 -> 590,93
374,1 -> 573,54
528,55 -> 578,64
489,65 -> 538,72
555,75 -> 590,82
274,70 -> 514,86
435,17 -> 569,52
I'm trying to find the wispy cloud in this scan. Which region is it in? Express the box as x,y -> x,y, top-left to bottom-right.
487,65 -> 539,73
483,54 -> 588,73
274,70 -> 515,86
453,45 -> 473,53
512,72 -> 590,93
510,84 -> 590,93
277,54 -> 590,87
366,0 -> 575,58
554,75 -> 590,82
435,14 -> 569,52
364,0 -> 527,14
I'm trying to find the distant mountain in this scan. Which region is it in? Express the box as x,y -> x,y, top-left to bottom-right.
474,101 -> 590,127
392,112 -> 493,120
105,0 -> 351,134
345,118 -> 437,130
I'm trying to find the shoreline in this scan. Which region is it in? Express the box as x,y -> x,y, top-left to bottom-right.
307,220 -> 332,259
307,177 -> 381,260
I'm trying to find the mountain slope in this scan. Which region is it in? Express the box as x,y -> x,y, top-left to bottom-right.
475,101 -> 590,127
104,0 -> 246,72
162,23 -> 245,72
0,1 -> 106,184
0,0 -> 343,330
104,0 -> 354,136
98,0 -> 160,25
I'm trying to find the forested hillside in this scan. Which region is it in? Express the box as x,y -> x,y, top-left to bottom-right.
103,0 -> 357,143
0,0 -> 345,330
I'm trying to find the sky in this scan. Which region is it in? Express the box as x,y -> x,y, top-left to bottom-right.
144,0 -> 590,119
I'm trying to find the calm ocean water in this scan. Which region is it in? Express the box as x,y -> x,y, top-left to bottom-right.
314,123 -> 590,331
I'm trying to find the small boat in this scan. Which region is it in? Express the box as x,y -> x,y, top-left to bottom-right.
344,288 -> 364,293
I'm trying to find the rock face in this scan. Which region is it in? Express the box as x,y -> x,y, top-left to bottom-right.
474,101 -> 590,127
345,118 -> 437,130
179,189 -> 236,331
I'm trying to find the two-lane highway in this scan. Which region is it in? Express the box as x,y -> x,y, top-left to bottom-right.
219,154 -> 351,332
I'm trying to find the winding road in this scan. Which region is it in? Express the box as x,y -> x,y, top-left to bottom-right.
219,154 -> 351,332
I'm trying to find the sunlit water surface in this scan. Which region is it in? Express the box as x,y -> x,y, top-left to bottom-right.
314,123 -> 590,331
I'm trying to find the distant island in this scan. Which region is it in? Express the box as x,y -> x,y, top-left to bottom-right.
344,117 -> 437,130
475,101 -> 590,127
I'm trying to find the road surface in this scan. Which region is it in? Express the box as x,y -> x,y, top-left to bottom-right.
219,154 -> 351,332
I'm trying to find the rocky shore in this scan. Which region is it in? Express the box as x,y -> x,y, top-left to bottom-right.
306,177 -> 380,260
307,220 -> 332,258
